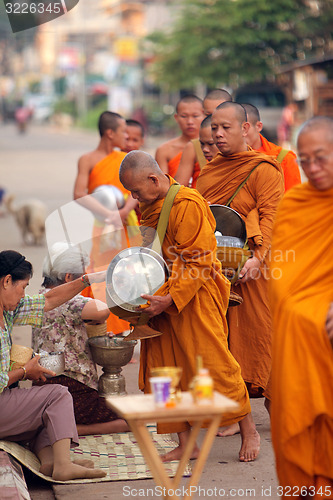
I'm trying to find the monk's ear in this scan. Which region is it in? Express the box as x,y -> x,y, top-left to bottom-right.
105,129 -> 114,140
256,121 -> 263,133
242,122 -> 250,136
148,174 -> 159,186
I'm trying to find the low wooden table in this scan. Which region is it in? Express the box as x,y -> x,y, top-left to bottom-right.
106,391 -> 238,499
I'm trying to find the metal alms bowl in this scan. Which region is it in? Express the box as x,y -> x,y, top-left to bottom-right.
91,185 -> 125,222
88,335 -> 137,368
210,204 -> 247,246
106,246 -> 169,314
38,351 -> 65,378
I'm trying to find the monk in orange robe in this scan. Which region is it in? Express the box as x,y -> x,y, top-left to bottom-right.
155,94 -> 204,182
196,102 -> 284,408
176,88 -> 232,187
243,103 -> 301,191
74,111 -> 139,334
119,150 -> 260,463
269,117 -> 333,497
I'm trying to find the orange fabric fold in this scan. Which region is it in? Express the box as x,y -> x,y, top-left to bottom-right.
270,183 -> 333,491
258,134 -> 301,192
87,151 -> 128,195
196,149 -> 284,394
139,177 -> 251,434
83,151 -> 138,334
167,151 -> 183,177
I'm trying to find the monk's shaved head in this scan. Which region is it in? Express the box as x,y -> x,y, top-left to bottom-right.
175,94 -> 203,113
119,151 -> 162,181
205,88 -> 232,102
98,111 -> 123,137
120,151 -> 170,204
215,101 -> 247,125
298,116 -> 333,142
201,114 -> 212,129
242,103 -> 260,125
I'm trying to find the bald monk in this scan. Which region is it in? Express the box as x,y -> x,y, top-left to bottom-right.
196,102 -> 284,413
155,94 -> 204,179
119,150 -> 260,463
175,89 -> 232,187
243,103 -> 301,191
270,116 -> 333,497
74,111 -> 139,334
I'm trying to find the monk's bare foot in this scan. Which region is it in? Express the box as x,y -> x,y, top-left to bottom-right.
160,445 -> 200,463
217,423 -> 240,437
39,462 -> 53,477
52,462 -> 106,481
239,429 -> 260,462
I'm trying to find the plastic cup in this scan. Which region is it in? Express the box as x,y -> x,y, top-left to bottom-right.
149,376 -> 172,407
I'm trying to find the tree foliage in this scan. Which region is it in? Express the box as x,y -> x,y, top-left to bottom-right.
146,0 -> 333,89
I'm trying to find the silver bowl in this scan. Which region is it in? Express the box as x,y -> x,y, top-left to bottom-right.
88,336 -> 137,396
91,185 -> 125,222
88,335 -> 137,368
38,351 -> 65,378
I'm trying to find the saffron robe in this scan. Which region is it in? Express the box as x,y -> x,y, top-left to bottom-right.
168,150 -> 200,187
139,178 -> 251,434
83,151 -> 138,334
258,134 -> 301,192
167,151 -> 182,178
270,182 -> 333,493
196,150 -> 284,395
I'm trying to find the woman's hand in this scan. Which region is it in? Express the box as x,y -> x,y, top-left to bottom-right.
87,271 -> 106,284
25,355 -> 56,382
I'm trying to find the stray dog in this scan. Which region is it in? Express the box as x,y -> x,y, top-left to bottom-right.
6,194 -> 47,245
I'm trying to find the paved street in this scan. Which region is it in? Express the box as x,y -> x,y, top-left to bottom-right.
0,122 -> 280,499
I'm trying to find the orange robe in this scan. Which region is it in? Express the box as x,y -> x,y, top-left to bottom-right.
269,183 -> 333,495
139,178 -> 251,434
196,150 -> 284,396
168,150 -> 200,187
167,151 -> 182,178
83,151 -> 138,334
258,134 -> 301,192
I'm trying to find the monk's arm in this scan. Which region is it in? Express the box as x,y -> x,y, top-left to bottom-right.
155,145 -> 170,174
73,156 -> 125,224
117,195 -> 138,224
174,142 -> 196,186
325,302 -> 333,347
251,165 -> 284,262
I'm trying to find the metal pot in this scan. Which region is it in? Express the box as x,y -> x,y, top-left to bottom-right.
106,246 -> 169,317
91,185 -> 125,222
38,351 -> 65,378
210,204 -> 247,246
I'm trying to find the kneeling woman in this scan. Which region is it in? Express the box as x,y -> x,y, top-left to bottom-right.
0,250 -> 106,481
32,242 -> 128,435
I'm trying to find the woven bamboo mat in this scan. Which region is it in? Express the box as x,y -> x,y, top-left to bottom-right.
0,425 -> 191,484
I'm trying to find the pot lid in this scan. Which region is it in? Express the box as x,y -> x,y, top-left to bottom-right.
210,205 -> 247,245
106,247 -> 168,312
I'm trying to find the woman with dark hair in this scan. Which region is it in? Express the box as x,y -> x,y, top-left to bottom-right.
0,250 -> 106,481
32,242 -> 129,435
